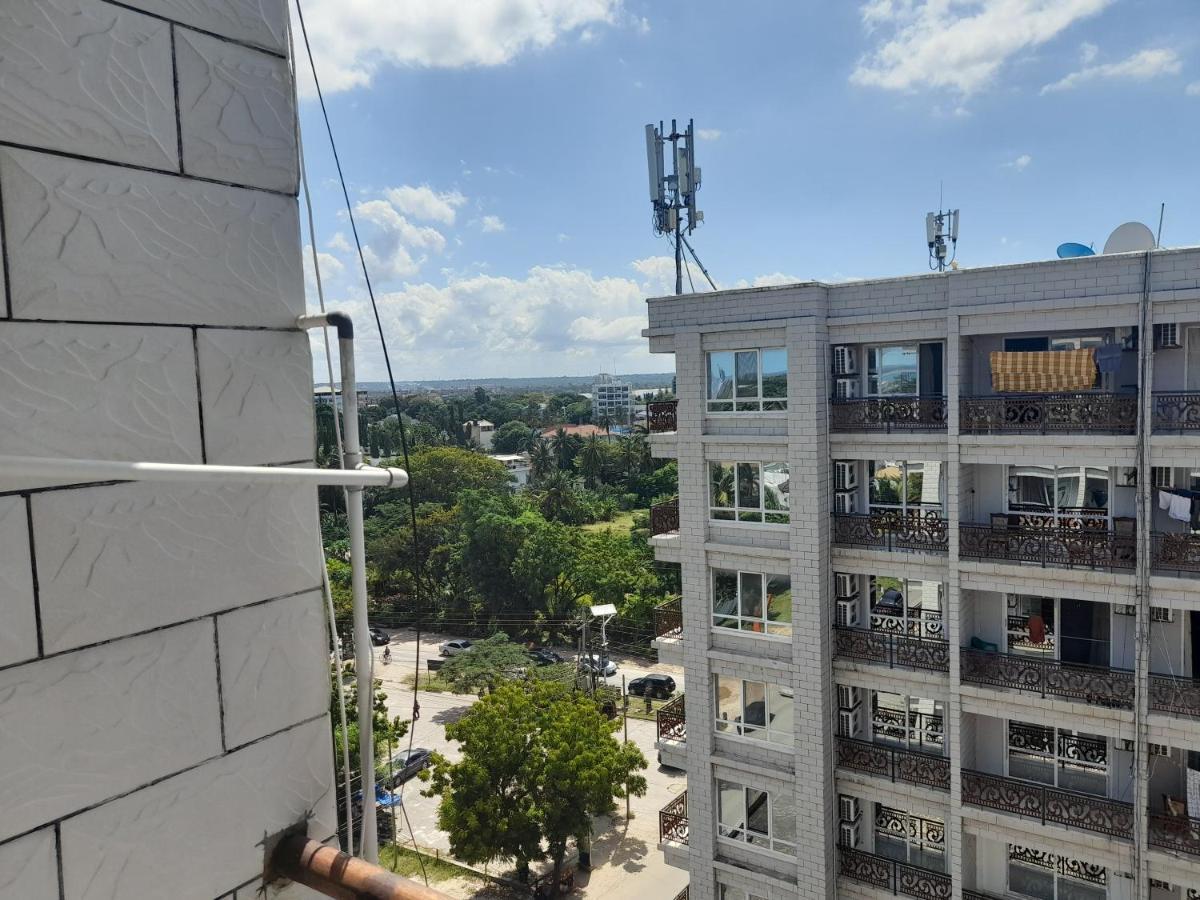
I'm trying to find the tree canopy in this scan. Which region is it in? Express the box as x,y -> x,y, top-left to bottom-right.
437,633 -> 531,695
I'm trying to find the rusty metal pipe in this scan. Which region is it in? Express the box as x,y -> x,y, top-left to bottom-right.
272,835 -> 452,900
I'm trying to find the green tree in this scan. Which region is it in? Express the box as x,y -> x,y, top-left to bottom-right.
437,632 -> 531,695
384,447 -> 511,508
535,470 -> 581,524
529,438 -> 555,485
576,434 -> 604,489
492,420 -> 535,453
424,681 -> 647,886
511,518 -> 584,619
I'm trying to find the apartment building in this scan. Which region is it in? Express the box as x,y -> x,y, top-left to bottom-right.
643,247 -> 1200,900
593,372 -> 634,423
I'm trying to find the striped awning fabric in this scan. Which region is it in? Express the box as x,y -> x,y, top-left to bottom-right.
990,348 -> 1097,393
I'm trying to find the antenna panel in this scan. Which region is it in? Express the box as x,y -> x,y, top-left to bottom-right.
645,124 -> 663,203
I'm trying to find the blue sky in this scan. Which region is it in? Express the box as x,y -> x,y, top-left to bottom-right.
294,0 -> 1200,382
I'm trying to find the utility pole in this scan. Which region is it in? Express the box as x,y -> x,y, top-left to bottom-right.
622,673 -> 630,820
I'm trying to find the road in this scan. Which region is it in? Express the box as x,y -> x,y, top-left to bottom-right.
366,630 -> 689,900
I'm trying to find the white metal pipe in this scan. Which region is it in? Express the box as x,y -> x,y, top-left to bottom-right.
0,456 -> 406,489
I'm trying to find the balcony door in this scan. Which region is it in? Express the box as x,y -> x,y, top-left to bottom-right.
1007,465 -> 1110,528
1188,327 -> 1200,391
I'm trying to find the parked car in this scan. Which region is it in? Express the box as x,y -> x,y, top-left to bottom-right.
578,653 -> 617,677
368,626 -> 390,646
628,673 -> 676,698
439,639 -> 472,656
379,747 -> 432,786
528,648 -> 564,666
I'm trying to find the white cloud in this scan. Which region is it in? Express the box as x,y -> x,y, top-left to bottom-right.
356,200 -> 447,252
384,185 -> 466,225
1188,81 -> 1200,96
1079,41 -> 1099,64
696,128 -> 723,141
479,215 -> 507,233
850,0 -> 1113,95
1002,153 -> 1033,170
303,246 -> 346,289
1041,47 -> 1182,93
327,232 -> 353,254
291,0 -> 623,96
350,197 -> 452,280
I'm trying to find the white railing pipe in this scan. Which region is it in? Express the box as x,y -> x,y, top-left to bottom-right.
0,456 -> 406,488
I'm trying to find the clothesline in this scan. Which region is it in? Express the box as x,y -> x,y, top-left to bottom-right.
1158,487 -> 1200,527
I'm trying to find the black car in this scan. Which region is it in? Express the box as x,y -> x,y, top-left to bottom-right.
380,748 -> 432,786
368,626 -> 390,646
628,674 -> 676,698
528,648 -> 564,666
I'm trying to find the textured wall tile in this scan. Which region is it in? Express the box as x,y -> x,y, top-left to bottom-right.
0,621 -> 222,842
59,717 -> 336,900
0,827 -> 58,899
0,497 -> 37,669
217,590 -> 328,748
107,0 -> 288,54
33,481 -> 322,653
176,28 -> 297,193
197,330 -> 315,465
1,148 -> 303,327
0,322 -> 202,463
0,0 -> 177,169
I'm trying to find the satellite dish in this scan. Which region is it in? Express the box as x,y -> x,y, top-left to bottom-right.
1103,222 -> 1155,254
1057,242 -> 1095,259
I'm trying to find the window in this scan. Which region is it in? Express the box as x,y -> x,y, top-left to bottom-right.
707,349 -> 787,412
710,461 -> 790,523
714,675 -> 793,744
1007,722 -> 1107,796
869,576 -> 943,639
1007,596 -> 1056,656
1008,845 -> 1106,900
720,887 -> 766,900
867,345 -> 919,396
869,460 -> 942,513
712,569 -> 792,636
1007,465 -> 1110,526
873,805 -> 945,872
717,779 -> 796,855
871,692 -> 945,755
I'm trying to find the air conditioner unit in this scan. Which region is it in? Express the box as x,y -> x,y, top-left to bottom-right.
833,346 -> 858,376
839,821 -> 860,849
837,684 -> 861,710
835,491 -> 859,515
834,461 -> 859,491
835,572 -> 860,600
835,598 -> 860,629
838,707 -> 861,737
1154,323 -> 1182,349
1152,467 -> 1175,488
839,795 -> 861,823
834,378 -> 860,400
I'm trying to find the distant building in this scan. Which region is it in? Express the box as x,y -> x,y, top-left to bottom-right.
314,385 -> 369,411
464,419 -> 495,450
591,373 -> 632,423
540,423 -> 609,440
488,453 -> 531,489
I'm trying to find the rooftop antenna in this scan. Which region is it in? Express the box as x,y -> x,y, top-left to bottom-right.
926,205 -> 959,272
645,119 -> 713,294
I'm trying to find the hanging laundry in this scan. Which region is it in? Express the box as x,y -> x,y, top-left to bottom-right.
1094,343 -> 1123,374
1160,490 -> 1173,512
1169,492 -> 1192,523
990,348 -> 1097,392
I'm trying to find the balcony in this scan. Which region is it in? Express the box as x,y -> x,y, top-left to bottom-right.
835,736 -> 950,791
650,497 -> 680,536
960,769 -> 1133,839
659,791 -> 688,845
1149,812 -> 1200,859
960,649 -> 1134,710
647,400 -> 678,434
834,627 -> 950,673
671,889 -> 689,900
830,397 -> 947,434
837,846 -> 952,900
959,392 -> 1137,435
958,522 -> 1135,571
1152,392 -> 1200,433
832,511 -> 949,554
1151,532 -> 1200,576
654,597 -> 682,639
1149,674 -> 1200,719
656,694 -> 686,743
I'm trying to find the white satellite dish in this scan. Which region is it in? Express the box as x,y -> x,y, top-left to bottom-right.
1102,221 -> 1156,254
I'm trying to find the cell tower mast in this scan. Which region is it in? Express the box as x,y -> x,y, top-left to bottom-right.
926,208 -> 960,272
645,118 -> 706,294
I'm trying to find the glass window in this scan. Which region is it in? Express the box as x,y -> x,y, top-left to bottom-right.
869,460 -> 942,513
711,569 -> 791,636
720,888 -> 767,900
717,779 -> 795,856
873,805 -> 945,872
1009,845 -> 1106,900
1007,466 -> 1110,527
713,675 -> 793,745
869,576 -> 943,639
706,348 -> 787,412
1007,722 -> 1107,796
1007,595 -> 1056,656
867,345 -> 920,396
870,692 -> 945,754
712,570 -> 739,629
710,461 -> 790,524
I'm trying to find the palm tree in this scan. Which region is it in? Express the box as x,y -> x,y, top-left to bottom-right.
536,470 -> 576,521
577,434 -> 604,489
617,434 -> 645,487
529,438 -> 554,486
550,427 -> 573,471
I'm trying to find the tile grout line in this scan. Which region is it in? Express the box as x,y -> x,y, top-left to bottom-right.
193,327 -> 208,464
97,0 -> 289,61
0,160 -> 12,319
54,822 -> 65,900
169,23 -> 185,175
212,615 -> 227,752
24,494 -> 44,658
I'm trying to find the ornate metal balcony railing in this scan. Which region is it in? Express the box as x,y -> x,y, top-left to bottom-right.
647,400 -> 678,434
1149,812 -> 1200,858
830,396 -> 948,433
654,596 -> 682,639
832,510 -> 949,554
1153,392 -> 1200,433
835,736 -> 950,791
1149,674 -> 1200,719
960,649 -> 1134,710
962,891 -> 1007,900
671,888 -> 689,900
1151,532 -> 1200,575
650,497 -> 680,536
959,392 -> 1137,435
656,693 -> 686,743
659,791 -> 688,845
834,626 -> 950,673
837,846 -> 952,900
959,523 -> 1135,571
960,770 -> 1134,839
